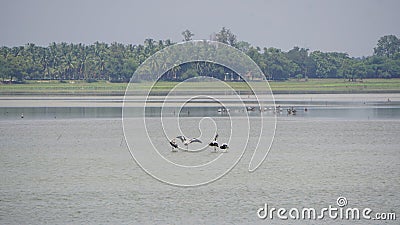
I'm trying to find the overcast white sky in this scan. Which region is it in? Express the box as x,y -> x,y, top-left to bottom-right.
1,0 -> 399,56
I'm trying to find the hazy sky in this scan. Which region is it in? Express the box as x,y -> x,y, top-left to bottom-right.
1,0 -> 399,56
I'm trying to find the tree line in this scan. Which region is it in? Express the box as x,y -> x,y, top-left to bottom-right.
0,27 -> 399,83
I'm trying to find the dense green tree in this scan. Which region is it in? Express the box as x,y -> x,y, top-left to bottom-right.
286,47 -> 315,78
216,27 -> 237,47
310,51 -> 348,78
235,41 -> 251,53
262,47 -> 298,80
0,54 -> 11,81
374,35 -> 400,58
181,29 -> 195,42
1,33 -> 399,82
339,58 -> 367,81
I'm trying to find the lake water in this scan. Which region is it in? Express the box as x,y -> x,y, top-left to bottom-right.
0,94 -> 399,224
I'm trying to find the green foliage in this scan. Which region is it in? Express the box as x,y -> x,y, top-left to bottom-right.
181,29 -> 195,42
374,35 -> 400,58
0,32 -> 399,82
216,27 -> 237,47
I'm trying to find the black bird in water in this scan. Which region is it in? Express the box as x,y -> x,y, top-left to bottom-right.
209,133 -> 229,152
176,135 -> 202,151
209,133 -> 219,152
219,143 -> 229,152
169,138 -> 178,152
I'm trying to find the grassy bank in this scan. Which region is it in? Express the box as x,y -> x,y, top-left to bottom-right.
1,79 -> 400,95
270,79 -> 400,93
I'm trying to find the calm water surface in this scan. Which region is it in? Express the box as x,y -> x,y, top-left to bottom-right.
0,97 -> 399,224
1,105 -> 400,120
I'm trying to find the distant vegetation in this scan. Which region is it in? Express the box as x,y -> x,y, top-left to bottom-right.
0,27 -> 399,83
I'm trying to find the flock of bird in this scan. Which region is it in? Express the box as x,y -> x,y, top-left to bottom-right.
169,133 -> 229,153
217,106 -> 307,115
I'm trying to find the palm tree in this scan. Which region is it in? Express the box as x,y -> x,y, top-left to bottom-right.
181,29 -> 194,41
170,64 -> 181,80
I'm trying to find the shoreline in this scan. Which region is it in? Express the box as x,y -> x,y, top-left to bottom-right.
1,93 -> 399,108
1,79 -> 400,96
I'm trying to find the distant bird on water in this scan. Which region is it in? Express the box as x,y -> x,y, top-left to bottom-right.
169,138 -> 178,152
209,133 -> 229,152
176,135 -> 202,151
219,143 -> 229,152
209,133 -> 219,152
